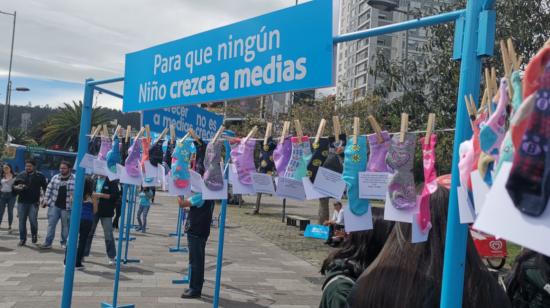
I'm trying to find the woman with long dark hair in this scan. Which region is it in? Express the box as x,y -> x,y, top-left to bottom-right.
0,164 -> 16,230
348,176 -> 511,308
319,207 -> 394,308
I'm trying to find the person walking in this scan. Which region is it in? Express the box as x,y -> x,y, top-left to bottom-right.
0,164 -> 16,230
40,161 -> 74,249
83,175 -> 119,264
13,160 -> 47,246
178,193 -> 215,299
136,187 -> 152,233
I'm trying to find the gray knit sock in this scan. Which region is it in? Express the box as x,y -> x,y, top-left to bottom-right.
203,140 -> 224,191
386,133 -> 417,209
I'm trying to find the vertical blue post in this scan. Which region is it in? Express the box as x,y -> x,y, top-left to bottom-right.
212,140 -> 231,308
123,185 -> 140,264
441,1 -> 492,307
169,208 -> 182,237
102,185 -> 135,308
61,79 -> 94,308
170,207 -> 188,252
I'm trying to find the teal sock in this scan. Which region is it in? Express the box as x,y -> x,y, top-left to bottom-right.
342,135 -> 369,215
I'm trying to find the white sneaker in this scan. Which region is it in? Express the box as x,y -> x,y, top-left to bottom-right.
108,258 -> 115,265
61,244 -> 66,249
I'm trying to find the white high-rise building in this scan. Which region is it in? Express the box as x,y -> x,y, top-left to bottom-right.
336,0 -> 455,104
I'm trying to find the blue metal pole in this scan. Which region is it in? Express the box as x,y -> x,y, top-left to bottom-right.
212,140 -> 231,308
61,78 -> 94,308
93,86 -> 123,99
333,9 -> 464,44
123,186 -> 140,264
88,77 -> 124,87
101,185 -> 134,308
441,1 -> 490,307
169,208 -> 182,237
169,207 -> 188,253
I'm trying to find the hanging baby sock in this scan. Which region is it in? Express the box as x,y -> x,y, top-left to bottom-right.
141,137 -> 151,166
120,138 -> 129,165
194,139 -> 207,176
343,135 -> 369,216
106,136 -> 121,173
506,61 -> 550,217
323,134 -> 347,173
479,78 -> 509,159
125,138 -> 142,178
203,140 -> 224,191
366,131 -> 391,172
386,133 -> 417,209
258,137 -> 276,175
231,138 -> 256,185
284,136 -> 311,180
477,152 -> 495,186
149,139 -> 165,167
307,138 -> 330,182
458,140 -> 474,188
417,134 -> 437,233
274,136 -> 292,176
98,137 -> 112,161
171,139 -> 196,188
164,141 -> 174,169
88,136 -> 102,156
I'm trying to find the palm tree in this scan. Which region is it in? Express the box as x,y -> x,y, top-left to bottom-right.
41,101 -> 110,151
9,128 -> 38,146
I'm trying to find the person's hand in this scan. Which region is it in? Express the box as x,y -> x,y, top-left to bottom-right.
41,201 -> 48,208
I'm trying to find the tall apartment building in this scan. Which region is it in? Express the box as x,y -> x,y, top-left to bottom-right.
336,0 -> 455,104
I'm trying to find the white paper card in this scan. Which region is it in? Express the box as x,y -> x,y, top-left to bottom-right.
228,164 -> 255,195
276,177 -> 306,201
313,167 -> 346,200
383,192 -> 418,223
93,159 -> 118,180
117,164 -> 142,186
474,163 -> 550,257
167,174 -> 191,196
471,171 -> 490,214
412,212 -> 430,243
303,177 -> 329,200
251,173 -> 276,194
359,172 -> 390,200
190,170 -> 203,193
344,205 -> 373,232
79,154 -> 96,169
143,160 -> 158,180
457,185 -> 476,224
201,180 -> 228,200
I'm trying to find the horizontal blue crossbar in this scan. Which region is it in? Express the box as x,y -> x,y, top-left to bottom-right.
333,9 -> 465,44
94,86 -> 123,99
88,77 -> 124,87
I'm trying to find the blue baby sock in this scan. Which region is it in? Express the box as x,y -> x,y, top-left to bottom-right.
342,135 -> 369,215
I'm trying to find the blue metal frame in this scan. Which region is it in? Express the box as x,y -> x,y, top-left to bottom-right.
61,2 -> 496,307
122,186 -> 140,264
169,207 -> 188,253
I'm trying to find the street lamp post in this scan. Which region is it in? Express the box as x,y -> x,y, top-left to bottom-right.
1,10 -> 16,141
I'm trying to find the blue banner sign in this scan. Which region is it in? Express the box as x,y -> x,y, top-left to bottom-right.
142,106 -> 223,140
304,224 -> 330,240
123,0 -> 333,112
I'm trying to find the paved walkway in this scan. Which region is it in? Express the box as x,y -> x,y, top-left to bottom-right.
0,192 -> 324,308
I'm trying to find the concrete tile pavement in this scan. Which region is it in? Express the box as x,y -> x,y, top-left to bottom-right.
0,192 -> 323,308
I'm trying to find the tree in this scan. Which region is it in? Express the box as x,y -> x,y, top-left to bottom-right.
41,101 -> 110,151
8,128 -> 38,146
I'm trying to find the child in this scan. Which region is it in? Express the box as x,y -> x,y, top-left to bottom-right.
65,177 -> 96,269
136,187 -> 152,233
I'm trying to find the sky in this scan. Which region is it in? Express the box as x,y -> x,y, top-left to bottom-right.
0,0 -> 302,109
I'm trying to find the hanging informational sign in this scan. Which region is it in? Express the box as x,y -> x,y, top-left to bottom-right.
123,0 -> 334,112
142,106 -> 223,139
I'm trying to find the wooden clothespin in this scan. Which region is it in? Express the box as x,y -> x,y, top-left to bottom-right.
425,113 -> 435,145
264,122 -> 273,145
279,121 -> 290,145
294,120 -> 303,143
465,96 -> 476,130
399,113 -> 409,143
90,126 -> 96,135
314,119 -> 326,145
211,125 -> 225,144
490,67 -> 499,101
332,116 -> 341,138
499,40 -> 514,98
188,128 -> 200,143
145,125 -> 151,143
244,126 -> 258,143
112,125 -> 122,141
90,126 -> 101,140
352,117 -> 360,145
506,38 -> 521,71
156,127 -> 169,144
170,125 -> 176,144
180,132 -> 191,143
102,125 -> 109,138
367,115 -> 384,143
134,127 -> 144,141
125,125 -> 132,143
484,68 -> 492,101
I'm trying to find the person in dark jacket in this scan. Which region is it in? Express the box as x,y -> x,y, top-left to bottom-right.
507,250 -> 550,308
319,207 -> 394,308
83,176 -> 120,264
178,193 -> 215,299
13,160 -> 47,246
